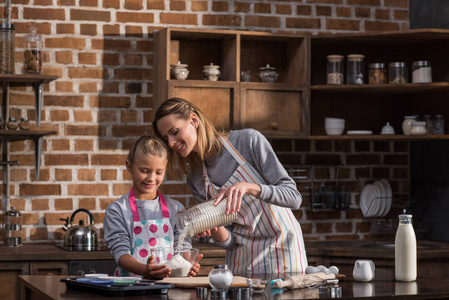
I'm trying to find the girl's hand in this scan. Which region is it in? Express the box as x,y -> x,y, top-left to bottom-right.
213,182 -> 261,214
144,255 -> 171,279
188,254 -> 203,277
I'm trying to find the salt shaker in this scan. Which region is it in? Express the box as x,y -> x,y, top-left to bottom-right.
19,117 -> 31,130
209,265 -> 233,291
6,117 -> 18,130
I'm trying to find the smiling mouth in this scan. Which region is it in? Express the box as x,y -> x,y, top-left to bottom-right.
176,142 -> 184,152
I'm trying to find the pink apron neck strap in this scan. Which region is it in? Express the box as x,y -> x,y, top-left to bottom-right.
129,188 -> 170,222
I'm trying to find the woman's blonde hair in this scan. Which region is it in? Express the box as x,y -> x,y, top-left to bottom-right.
152,97 -> 224,180
127,135 -> 168,167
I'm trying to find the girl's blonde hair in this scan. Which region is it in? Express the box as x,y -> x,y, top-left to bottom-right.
127,135 -> 168,167
152,97 -> 224,180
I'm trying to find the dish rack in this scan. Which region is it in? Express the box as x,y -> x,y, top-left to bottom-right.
284,164 -> 349,211
365,196 -> 416,235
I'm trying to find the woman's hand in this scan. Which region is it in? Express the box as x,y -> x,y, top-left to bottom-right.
188,254 -> 203,277
213,182 -> 261,214
143,255 -> 171,279
196,227 -> 219,237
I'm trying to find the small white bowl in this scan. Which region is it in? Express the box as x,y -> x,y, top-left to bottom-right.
325,127 -> 344,135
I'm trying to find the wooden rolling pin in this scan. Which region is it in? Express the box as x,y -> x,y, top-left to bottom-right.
273,272 -> 345,289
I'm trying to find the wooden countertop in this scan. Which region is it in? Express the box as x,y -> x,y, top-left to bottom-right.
18,274 -> 449,300
3,240 -> 449,262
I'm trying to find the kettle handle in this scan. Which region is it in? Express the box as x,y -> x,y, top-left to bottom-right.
70,208 -> 95,225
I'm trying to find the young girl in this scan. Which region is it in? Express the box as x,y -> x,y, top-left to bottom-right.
152,98 -> 308,277
103,135 -> 202,279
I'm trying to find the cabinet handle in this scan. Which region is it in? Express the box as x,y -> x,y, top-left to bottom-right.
271,122 -> 279,130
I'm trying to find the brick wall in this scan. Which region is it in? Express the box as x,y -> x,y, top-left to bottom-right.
0,0 -> 409,243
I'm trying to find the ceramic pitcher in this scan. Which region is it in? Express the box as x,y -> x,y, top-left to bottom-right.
353,259 -> 375,282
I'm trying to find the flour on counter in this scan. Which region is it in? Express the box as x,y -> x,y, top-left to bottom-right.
166,253 -> 193,277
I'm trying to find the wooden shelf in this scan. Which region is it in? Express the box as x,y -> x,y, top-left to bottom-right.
309,134 -> 449,140
0,130 -> 56,140
0,74 -> 58,84
311,82 -> 449,94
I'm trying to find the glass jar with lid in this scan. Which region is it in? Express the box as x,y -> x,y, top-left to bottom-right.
5,207 -> 23,247
412,61 -> 431,83
326,55 -> 344,85
19,117 -> 31,130
208,265 -> 233,291
433,114 -> 445,135
346,54 -> 365,85
0,23 -> 15,74
23,25 -> 43,74
389,62 -> 408,84
6,117 -> 18,130
369,63 -> 387,84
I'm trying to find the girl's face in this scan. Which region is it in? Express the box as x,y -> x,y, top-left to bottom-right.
156,113 -> 199,157
126,154 -> 167,200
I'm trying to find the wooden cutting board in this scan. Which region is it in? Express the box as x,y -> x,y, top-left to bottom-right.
157,276 -> 248,288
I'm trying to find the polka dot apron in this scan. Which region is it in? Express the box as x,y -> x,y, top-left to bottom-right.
202,137 -> 308,277
114,188 -> 174,276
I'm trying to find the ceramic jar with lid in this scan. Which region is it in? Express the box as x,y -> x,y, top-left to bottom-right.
202,63 -> 220,81
402,116 -> 417,135
410,121 -> 427,135
208,265 -> 233,291
170,61 -> 189,80
258,64 -> 279,83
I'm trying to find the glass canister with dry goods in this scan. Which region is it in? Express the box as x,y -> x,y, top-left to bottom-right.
389,62 -> 408,84
326,55 -> 344,85
23,25 -> 43,74
0,23 -> 15,74
369,63 -> 387,84
346,54 -> 365,85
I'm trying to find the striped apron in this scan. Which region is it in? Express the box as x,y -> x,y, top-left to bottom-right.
202,137 -> 308,277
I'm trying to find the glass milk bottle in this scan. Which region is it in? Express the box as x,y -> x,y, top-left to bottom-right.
395,212 -> 417,281
23,25 -> 43,74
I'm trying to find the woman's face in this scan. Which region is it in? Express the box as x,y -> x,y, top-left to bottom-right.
156,113 -> 199,157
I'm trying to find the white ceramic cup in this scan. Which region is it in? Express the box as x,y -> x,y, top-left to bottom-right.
353,259 -> 375,282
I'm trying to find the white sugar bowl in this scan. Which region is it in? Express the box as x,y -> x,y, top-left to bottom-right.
381,122 -> 395,135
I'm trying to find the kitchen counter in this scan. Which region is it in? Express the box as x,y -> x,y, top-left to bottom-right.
18,274 -> 449,300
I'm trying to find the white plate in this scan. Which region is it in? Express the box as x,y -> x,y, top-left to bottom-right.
373,181 -> 387,217
379,179 -> 392,216
360,184 -> 377,217
347,130 -> 373,135
367,184 -> 381,217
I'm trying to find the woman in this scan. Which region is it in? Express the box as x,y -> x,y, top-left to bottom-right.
152,98 -> 307,277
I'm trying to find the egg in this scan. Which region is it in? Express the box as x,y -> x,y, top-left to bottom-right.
305,266 -> 319,274
328,265 -> 339,275
316,265 -> 327,272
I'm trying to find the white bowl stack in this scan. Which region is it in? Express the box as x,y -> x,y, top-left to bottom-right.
325,118 -> 345,135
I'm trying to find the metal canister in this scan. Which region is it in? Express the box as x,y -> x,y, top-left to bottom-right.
0,23 -> 15,74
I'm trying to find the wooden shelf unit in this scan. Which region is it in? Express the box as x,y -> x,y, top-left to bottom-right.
153,28 -> 309,138
310,29 -> 449,139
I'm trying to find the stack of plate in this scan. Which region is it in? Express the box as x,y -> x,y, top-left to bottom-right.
360,179 -> 392,218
